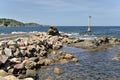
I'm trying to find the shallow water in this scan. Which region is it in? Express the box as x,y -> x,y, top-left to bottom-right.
37,45 -> 120,80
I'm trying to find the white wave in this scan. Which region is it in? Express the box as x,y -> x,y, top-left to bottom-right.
11,31 -> 27,34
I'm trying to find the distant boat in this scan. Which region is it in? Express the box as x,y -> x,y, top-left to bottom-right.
88,16 -> 91,32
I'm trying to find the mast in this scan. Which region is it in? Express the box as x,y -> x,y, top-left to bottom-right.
88,16 -> 91,32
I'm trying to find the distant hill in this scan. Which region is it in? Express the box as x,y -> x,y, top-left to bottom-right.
0,18 -> 45,27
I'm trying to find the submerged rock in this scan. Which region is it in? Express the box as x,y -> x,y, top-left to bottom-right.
54,67 -> 62,75
71,58 -> 78,62
60,59 -> 69,64
112,54 -> 120,61
64,53 -> 74,59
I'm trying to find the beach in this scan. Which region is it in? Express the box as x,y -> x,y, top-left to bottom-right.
0,26 -> 120,80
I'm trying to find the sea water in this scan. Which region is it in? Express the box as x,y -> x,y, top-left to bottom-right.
0,26 -> 120,39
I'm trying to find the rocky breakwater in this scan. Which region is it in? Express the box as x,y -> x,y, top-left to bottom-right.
0,26 -> 78,80
67,36 -> 120,51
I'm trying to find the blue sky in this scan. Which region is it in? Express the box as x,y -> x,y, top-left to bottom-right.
0,0 -> 120,26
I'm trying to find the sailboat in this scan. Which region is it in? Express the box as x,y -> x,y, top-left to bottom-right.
88,16 -> 91,32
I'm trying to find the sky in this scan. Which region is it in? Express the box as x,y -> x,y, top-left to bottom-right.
0,0 -> 120,26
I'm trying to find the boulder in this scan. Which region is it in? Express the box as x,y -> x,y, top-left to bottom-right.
25,69 -> 36,77
0,55 -> 8,64
7,40 -> 16,45
4,75 -> 19,80
9,45 -> 16,52
99,36 -> 109,44
27,45 -> 36,51
17,40 -> 25,47
48,26 -> 60,36
109,38 -> 120,45
4,48 -> 12,57
14,63 -> 24,69
19,46 -> 27,50
71,58 -> 78,62
13,48 -> 20,57
0,70 -> 8,77
8,68 -> 14,74
24,60 -> 36,69
9,58 -> 21,63
0,76 -> 6,80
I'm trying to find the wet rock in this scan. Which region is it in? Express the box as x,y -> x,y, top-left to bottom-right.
54,67 -> 62,75
4,48 -> 12,57
64,53 -> 74,59
112,54 -> 120,60
48,26 -> 60,36
99,36 -> 109,44
0,70 -> 8,77
4,75 -> 19,80
60,59 -> 69,64
61,38 -> 68,43
0,55 -> 8,64
109,38 -> 120,45
71,58 -> 78,62
44,58 -> 52,66
25,69 -> 36,77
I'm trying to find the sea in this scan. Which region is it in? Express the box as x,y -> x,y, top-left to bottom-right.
0,26 -> 120,39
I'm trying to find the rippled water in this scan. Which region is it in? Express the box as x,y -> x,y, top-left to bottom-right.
37,45 -> 120,80
0,26 -> 120,38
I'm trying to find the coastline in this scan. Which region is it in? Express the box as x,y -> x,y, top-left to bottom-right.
0,27 -> 120,80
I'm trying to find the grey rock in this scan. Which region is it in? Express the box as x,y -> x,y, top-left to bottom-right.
4,48 -> 12,57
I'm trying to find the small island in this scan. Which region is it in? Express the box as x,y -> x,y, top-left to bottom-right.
0,18 -> 45,27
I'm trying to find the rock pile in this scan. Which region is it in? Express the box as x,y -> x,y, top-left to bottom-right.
0,31 -> 78,79
0,32 -> 62,79
69,36 -> 120,50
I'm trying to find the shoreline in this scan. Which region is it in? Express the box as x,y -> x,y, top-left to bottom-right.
0,27 -> 120,79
